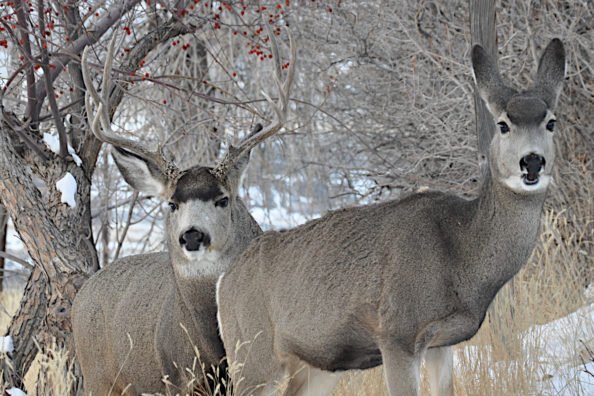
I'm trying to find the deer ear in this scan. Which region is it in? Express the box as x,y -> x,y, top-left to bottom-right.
471,45 -> 516,116
111,146 -> 172,198
535,39 -> 565,109
224,148 -> 251,195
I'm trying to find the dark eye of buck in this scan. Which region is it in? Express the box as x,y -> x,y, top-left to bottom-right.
168,202 -> 178,212
546,119 -> 556,132
215,196 -> 229,208
497,121 -> 510,134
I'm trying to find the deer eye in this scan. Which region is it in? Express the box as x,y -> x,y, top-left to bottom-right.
497,121 -> 510,134
168,202 -> 178,212
546,119 -> 556,132
215,197 -> 229,208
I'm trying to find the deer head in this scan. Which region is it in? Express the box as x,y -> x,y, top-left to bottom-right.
472,39 -> 565,194
82,29 -> 295,276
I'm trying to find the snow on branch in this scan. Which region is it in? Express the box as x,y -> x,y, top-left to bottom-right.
43,133 -> 82,166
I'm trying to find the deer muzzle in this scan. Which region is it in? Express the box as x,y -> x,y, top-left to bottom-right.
179,228 -> 211,252
520,153 -> 546,185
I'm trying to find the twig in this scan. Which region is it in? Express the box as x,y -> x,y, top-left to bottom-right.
0,251 -> 34,270
33,0 -> 143,118
113,191 -> 139,261
13,0 -> 37,125
0,109 -> 49,162
91,194 -> 153,219
38,0 -> 68,159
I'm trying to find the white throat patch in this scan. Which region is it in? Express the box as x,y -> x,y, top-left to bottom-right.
175,249 -> 226,278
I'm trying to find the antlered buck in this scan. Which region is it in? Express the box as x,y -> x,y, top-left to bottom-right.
72,30 -> 295,395
217,39 -> 565,396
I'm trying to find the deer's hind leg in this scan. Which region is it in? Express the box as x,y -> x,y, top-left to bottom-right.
282,360 -> 343,396
424,346 -> 454,396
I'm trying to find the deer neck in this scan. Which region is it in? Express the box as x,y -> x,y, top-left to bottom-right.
173,266 -> 219,320
167,203 -> 262,324
461,168 -> 547,305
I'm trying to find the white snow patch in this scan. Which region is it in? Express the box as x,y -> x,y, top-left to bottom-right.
43,133 -> 82,166
530,304 -> 594,395
56,172 -> 77,208
456,303 -> 594,395
246,186 -> 313,230
6,387 -> 27,396
69,150 -> 83,166
0,336 -> 14,353
42,132 -> 60,153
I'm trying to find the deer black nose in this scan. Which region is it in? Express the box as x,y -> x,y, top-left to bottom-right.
520,153 -> 546,185
179,228 -> 211,252
520,153 -> 546,174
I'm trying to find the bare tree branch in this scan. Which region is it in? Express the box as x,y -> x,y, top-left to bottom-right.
81,19 -> 200,173
0,251 -> 34,270
38,0 -> 68,159
14,0 -> 38,126
33,0 -> 142,119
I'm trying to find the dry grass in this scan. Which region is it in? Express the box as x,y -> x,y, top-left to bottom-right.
0,290 -> 78,394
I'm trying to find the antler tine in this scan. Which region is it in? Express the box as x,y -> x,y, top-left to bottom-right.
237,27 -> 296,153
82,34 -> 178,177
212,27 -> 296,180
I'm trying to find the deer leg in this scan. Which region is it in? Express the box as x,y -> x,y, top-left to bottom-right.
425,346 -> 454,396
380,342 -> 421,396
283,363 -> 343,396
229,328 -> 286,396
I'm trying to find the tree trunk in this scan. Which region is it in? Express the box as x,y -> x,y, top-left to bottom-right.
0,113 -> 94,390
0,18 -> 199,392
470,0 -> 497,175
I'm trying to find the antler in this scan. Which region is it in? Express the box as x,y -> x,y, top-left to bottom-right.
82,35 -> 180,180
211,26 -> 296,180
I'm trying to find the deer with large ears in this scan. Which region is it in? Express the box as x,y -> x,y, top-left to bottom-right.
72,30 -> 295,395
217,39 -> 565,396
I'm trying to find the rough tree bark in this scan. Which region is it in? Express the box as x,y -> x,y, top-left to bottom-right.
0,109 -> 94,389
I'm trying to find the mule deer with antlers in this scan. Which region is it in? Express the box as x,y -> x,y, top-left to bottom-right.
72,30 -> 295,395
217,39 -> 565,396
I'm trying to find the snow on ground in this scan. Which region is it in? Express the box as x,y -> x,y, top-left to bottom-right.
5,388 -> 27,396
457,303 -> 594,395
530,303 -> 594,395
246,186 -> 314,230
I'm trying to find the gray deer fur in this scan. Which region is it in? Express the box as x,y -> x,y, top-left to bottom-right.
72,150 -> 262,395
217,39 -> 565,396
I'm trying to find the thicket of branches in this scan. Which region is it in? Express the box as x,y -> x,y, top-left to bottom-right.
0,0 -> 591,393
